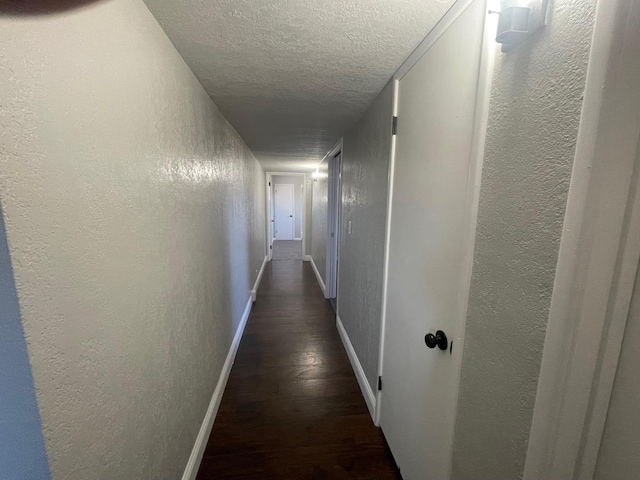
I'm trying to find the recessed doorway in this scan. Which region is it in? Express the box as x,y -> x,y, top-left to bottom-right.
267,172 -> 307,261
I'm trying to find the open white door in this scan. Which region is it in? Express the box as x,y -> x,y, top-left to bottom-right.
326,153 -> 341,301
379,1 -> 490,478
274,184 -> 294,240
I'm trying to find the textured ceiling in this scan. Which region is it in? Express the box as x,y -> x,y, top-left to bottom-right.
143,0 -> 454,170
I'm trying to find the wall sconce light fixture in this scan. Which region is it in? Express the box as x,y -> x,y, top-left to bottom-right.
492,0 -> 548,52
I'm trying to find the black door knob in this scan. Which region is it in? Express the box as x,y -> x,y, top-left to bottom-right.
425,330 -> 448,350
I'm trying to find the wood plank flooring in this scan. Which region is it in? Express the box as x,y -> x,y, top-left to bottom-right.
196,260 -> 400,479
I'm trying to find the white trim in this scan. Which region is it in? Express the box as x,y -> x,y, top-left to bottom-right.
375,80 -> 399,425
524,1 -> 640,478
321,139 -> 343,164
251,256 -> 268,302
309,256 -> 327,297
302,179 -> 306,249
293,237 -> 302,241
321,140 -> 343,301
181,296 -> 253,480
300,183 -> 305,245
336,315 -> 376,422
266,174 -> 274,261
303,255 -> 312,262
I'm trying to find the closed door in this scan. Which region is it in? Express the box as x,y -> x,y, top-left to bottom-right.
274,184 -> 294,240
379,1 -> 487,479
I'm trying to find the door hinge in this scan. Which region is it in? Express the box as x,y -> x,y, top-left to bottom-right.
392,116 -> 398,135
377,376 -> 382,391
270,245 -> 273,249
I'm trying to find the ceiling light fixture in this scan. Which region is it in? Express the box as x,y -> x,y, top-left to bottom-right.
491,0 -> 549,52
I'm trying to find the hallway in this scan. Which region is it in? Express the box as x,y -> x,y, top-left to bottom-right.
4,1 -> 639,478
196,260 -> 399,479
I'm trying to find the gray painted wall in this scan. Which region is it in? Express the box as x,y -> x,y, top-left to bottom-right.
337,81 -> 393,391
451,1 -> 597,478
594,261 -> 640,479
0,2 -> 265,479
311,161 -> 329,284
272,175 -> 304,239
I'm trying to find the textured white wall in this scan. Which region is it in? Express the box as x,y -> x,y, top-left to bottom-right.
452,1 -> 596,478
0,1 -> 265,479
337,81 -> 393,391
311,161 -> 329,284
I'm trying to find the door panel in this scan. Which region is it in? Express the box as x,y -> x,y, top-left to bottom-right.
380,1 -> 487,479
274,184 -> 294,240
326,154 -> 341,299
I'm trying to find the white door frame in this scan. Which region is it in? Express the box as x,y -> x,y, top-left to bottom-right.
524,1 -> 640,478
323,140 -> 343,301
374,0 -> 499,438
296,182 -> 304,241
266,172 -> 307,261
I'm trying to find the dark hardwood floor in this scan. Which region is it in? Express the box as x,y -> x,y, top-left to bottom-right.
196,260 -> 400,479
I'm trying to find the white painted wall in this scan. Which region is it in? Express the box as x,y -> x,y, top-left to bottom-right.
311,161 -> 329,284
272,175 -> 304,239
337,81 -> 393,392
0,2 -> 265,479
451,1 -> 597,478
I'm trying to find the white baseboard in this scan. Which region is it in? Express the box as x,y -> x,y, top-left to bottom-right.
181,296 -> 252,480
294,237 -> 302,241
251,256 -> 268,302
303,255 -> 311,262
336,315 -> 377,423
309,256 -> 327,297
